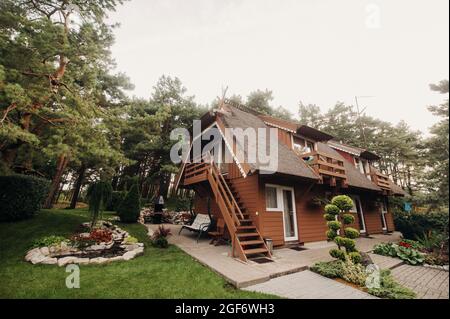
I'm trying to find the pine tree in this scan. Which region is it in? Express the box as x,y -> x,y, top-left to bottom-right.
118,183 -> 141,223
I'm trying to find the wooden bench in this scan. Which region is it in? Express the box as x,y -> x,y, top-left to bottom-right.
178,214 -> 211,242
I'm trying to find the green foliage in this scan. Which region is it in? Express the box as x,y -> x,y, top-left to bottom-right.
415,231 -> 447,252
327,220 -> 341,231
331,195 -> 354,212
86,181 -> 112,227
31,235 -> 67,248
348,251 -> 362,264
341,259 -> 367,286
330,248 -> 346,261
323,213 -> 336,221
341,213 -> 355,225
394,210 -> 448,240
326,229 -> 338,240
124,236 -> 138,244
0,175 -> 50,221
373,243 -> 425,265
324,204 -> 340,215
106,191 -> 126,211
310,260 -> 344,278
368,270 -> 416,299
400,239 -> 424,251
166,195 -> 192,212
344,227 -> 360,239
117,183 -> 141,223
152,236 -> 169,248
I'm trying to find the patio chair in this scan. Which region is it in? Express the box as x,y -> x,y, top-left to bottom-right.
178,213 -> 211,242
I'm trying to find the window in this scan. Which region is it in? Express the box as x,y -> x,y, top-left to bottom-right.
293,136 -> 315,154
265,186 -> 279,210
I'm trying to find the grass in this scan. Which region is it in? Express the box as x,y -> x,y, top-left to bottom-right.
0,208 -> 275,298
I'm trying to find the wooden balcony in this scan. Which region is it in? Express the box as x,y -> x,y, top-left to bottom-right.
297,150 -> 347,186
368,169 -> 391,192
183,162 -> 209,185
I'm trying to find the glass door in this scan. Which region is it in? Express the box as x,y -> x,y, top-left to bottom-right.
380,198 -> 388,231
350,195 -> 366,234
282,189 -> 298,241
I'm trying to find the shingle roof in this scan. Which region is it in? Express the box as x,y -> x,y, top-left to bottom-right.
219,105 -> 319,180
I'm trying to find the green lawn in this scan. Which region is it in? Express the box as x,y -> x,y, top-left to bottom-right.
0,209 -> 274,298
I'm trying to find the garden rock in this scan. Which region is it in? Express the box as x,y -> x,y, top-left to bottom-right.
25,223 -> 144,266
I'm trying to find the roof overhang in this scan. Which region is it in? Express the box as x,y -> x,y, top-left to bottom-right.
296,125 -> 334,142
360,150 -> 380,161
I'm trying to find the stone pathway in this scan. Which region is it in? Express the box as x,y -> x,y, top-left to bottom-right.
391,264 -> 449,299
243,270 -> 376,299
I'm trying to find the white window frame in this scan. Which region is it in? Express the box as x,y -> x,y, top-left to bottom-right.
265,184 -> 298,241
349,195 -> 366,234
265,185 -> 282,211
380,198 -> 388,231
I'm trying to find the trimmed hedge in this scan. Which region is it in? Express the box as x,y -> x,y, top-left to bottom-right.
0,175 -> 50,222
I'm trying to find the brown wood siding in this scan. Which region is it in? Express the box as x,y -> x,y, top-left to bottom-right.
277,129 -> 292,149
360,196 -> 384,234
193,193 -> 221,219
227,173 -> 261,229
385,210 -> 395,232
335,149 -> 356,165
226,162 -> 242,180
260,212 -> 285,245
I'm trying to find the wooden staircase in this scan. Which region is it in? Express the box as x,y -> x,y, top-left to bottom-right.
184,160 -> 271,262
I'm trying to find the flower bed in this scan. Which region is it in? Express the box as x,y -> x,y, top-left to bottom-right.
25,221 -> 144,266
373,240 -> 448,270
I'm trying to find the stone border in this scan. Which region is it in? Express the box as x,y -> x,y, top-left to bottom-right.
25,222 -> 144,266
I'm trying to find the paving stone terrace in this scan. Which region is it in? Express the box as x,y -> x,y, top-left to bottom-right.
147,224 -> 402,288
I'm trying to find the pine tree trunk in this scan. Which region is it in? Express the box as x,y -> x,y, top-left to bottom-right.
44,154 -> 69,209
69,164 -> 86,209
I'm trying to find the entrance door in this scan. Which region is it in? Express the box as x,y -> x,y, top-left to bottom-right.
350,195 -> 366,234
380,198 -> 388,231
282,188 -> 298,241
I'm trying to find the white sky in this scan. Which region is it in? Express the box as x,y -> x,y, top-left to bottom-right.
108,0 -> 449,134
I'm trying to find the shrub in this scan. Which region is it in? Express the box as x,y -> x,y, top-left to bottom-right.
117,183 -> 141,223
330,248 -> 346,260
151,225 -> 172,248
348,251 -> 362,264
344,227 -> 360,239
342,214 -> 355,225
0,175 -> 50,222
32,235 -> 67,248
341,257 -> 367,286
310,260 -> 344,278
327,220 -> 342,231
368,269 -> 416,299
331,195 -> 354,212
399,239 -> 424,251
86,181 -> 112,227
106,191 -> 126,211
324,204 -> 340,215
89,229 -> 113,243
326,229 -> 338,240
152,237 -> 168,248
323,213 -> 335,221
394,210 -> 449,240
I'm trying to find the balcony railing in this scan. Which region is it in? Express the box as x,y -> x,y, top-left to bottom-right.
183,161 -> 209,185
368,169 -> 391,192
297,150 -> 347,186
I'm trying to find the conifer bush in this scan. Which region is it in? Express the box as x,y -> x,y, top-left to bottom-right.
323,195 -> 361,262
117,183 -> 141,223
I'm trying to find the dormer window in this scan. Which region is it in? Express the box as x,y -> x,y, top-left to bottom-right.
293,136 -> 315,154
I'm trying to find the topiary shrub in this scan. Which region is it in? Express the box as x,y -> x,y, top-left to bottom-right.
0,175 -> 50,222
331,195 -> 354,212
117,183 -> 141,223
327,220 -> 342,231
323,195 -> 361,262
342,213 -> 355,224
344,227 -> 360,239
323,213 -> 336,221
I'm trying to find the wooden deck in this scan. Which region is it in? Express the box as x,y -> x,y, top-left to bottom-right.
297,150 -> 348,186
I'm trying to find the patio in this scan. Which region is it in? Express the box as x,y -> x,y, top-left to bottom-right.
147,223 -> 402,288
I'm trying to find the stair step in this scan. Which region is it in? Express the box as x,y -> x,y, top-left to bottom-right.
239,219 -> 253,223
237,225 -> 256,230
240,240 -> 265,246
244,248 -> 268,255
236,232 -> 259,238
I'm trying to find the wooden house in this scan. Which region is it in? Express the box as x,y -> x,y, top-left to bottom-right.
174,100 -> 406,262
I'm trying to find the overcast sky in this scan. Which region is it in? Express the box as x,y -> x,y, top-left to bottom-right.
108,0 -> 449,134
